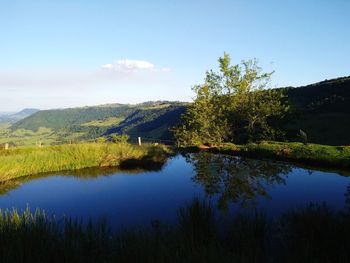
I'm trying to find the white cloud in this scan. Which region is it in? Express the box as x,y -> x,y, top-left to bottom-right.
102,59 -> 169,73
102,59 -> 154,72
160,67 -> 171,72
101,63 -> 114,70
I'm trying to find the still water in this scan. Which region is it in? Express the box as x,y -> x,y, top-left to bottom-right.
0,153 -> 349,228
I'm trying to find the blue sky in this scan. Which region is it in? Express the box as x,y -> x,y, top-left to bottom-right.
0,0 -> 349,111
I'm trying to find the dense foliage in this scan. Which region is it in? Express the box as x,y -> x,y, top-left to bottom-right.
174,53 -> 289,146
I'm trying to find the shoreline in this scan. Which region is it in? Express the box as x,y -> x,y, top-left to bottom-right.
0,143 -> 171,182
181,141 -> 350,172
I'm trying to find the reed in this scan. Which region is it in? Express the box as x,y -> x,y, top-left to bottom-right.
0,200 -> 349,263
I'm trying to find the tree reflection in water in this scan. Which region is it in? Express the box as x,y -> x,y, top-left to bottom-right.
344,183 -> 350,212
183,152 -> 292,210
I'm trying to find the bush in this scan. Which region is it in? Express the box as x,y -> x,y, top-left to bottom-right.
110,134 -> 129,144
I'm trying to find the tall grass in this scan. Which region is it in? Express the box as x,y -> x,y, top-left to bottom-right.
0,200 -> 349,263
0,143 -> 171,181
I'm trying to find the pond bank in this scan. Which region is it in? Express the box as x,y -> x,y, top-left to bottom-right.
1,141 -> 349,182
183,141 -> 350,170
0,143 -> 172,182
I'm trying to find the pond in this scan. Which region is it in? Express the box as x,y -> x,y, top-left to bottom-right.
0,152 -> 349,229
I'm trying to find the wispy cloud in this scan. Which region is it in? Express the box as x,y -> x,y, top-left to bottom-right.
102,59 -> 170,73
0,59 -> 178,111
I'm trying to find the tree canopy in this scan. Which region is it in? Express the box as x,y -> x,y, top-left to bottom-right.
174,53 -> 290,146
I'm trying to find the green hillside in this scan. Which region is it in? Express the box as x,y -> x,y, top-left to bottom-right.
1,76 -> 350,147
106,105 -> 186,143
3,101 -> 186,146
284,76 -> 350,145
11,105 -> 133,131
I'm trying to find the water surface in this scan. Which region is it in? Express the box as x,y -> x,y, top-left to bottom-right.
0,153 -> 349,228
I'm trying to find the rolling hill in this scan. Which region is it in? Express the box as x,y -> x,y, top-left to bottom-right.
1,76 -> 350,146
0,109 -> 39,124
6,101 -> 187,145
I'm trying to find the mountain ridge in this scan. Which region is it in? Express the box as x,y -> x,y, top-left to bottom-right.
0,108 -> 39,124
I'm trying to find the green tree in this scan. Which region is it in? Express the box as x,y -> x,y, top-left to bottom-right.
174,53 -> 289,146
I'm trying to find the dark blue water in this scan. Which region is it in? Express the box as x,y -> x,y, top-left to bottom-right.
0,153 -> 349,228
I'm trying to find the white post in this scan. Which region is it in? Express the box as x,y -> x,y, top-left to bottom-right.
138,137 -> 142,146
4,143 -> 9,150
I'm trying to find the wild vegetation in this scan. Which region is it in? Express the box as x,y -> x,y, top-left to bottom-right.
0,143 -> 171,182
0,199 -> 349,263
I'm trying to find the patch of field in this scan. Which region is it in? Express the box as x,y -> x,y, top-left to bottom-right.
138,104 -> 172,110
81,117 -> 125,127
0,126 -> 59,146
0,123 -> 11,130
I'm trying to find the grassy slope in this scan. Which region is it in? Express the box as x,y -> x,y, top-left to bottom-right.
0,143 -> 171,182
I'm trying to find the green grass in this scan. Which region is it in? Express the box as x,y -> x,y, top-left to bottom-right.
0,125 -> 60,146
0,199 -> 349,263
0,143 -> 171,182
81,116 -> 125,127
207,141 -> 350,169
0,123 -> 11,130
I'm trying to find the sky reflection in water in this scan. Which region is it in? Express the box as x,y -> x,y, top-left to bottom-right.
0,153 -> 349,228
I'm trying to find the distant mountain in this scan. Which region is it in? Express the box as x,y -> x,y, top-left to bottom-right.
0,112 -> 14,116
0,108 -> 39,124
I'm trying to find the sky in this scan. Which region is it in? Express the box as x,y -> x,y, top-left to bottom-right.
0,0 -> 349,112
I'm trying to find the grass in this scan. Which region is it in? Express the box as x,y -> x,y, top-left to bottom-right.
81,116 -> 125,127
0,124 -> 90,146
0,125 -> 59,146
0,199 -> 349,263
204,141 -> 350,169
0,143 -> 172,182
